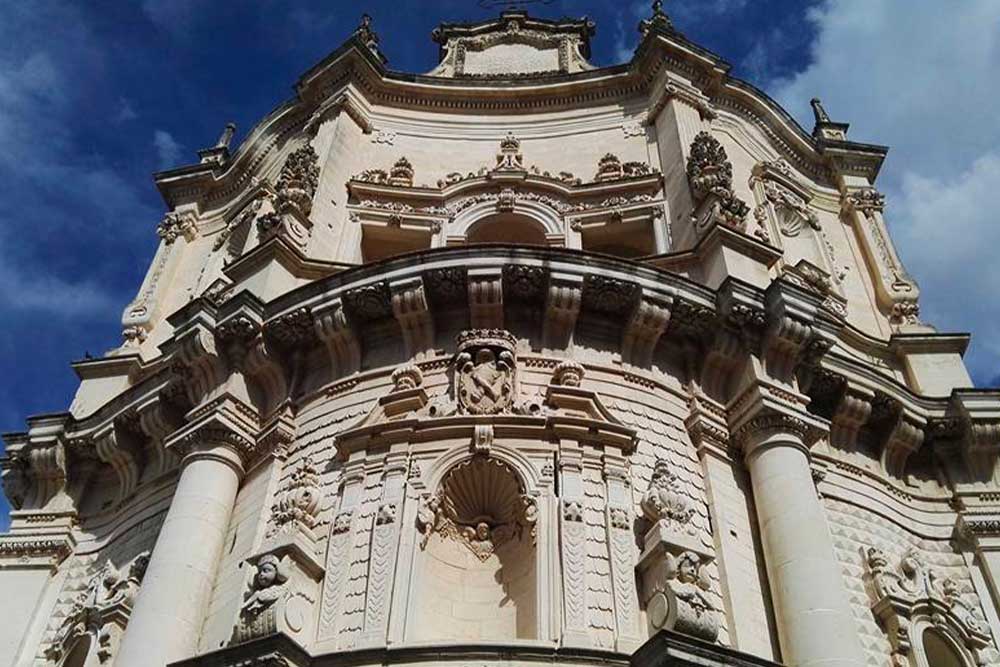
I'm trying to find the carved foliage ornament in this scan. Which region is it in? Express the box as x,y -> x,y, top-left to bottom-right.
864,546 -> 993,666
641,459 -> 695,529
46,552 -> 151,664
687,131 -> 750,231
156,210 -> 197,244
267,457 -> 322,539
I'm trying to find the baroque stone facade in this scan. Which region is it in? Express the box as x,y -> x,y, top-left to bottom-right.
3,5 -> 1000,667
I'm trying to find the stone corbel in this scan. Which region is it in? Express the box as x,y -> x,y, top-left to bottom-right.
313,300 -> 361,377
21,416 -> 75,513
841,188 -> 922,329
467,267 -> 504,329
830,383 -> 875,451
174,324 -> 226,406
880,402 -> 927,478
93,421 -> 142,506
390,276 -> 435,359
621,294 -> 672,367
763,278 -> 840,384
541,272 -> 582,349
136,395 -> 182,478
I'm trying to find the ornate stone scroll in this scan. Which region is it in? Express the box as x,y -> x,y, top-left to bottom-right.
864,546 -> 993,666
637,460 -> 719,642
45,551 -> 151,664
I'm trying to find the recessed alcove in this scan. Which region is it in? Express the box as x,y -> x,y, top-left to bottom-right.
579,218 -> 656,258
921,628 -> 968,667
361,224 -> 432,263
467,213 -> 548,246
409,456 -> 538,642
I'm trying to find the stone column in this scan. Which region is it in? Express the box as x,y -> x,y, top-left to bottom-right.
738,415 -> 866,667
116,434 -> 247,667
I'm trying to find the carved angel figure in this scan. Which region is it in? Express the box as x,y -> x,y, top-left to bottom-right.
241,554 -> 289,619
667,551 -> 714,617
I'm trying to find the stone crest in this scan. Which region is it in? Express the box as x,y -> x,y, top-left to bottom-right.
454,329 -> 517,415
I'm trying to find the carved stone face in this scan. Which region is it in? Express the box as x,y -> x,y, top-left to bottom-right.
256,561 -> 278,589
677,554 -> 699,584
475,522 -> 490,541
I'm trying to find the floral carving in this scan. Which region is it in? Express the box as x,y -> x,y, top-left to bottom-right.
389,157 -> 414,187
390,365 -> 423,391
687,131 -> 750,232
641,460 -> 695,528
267,457 -> 322,539
454,329 -> 517,415
156,211 -> 197,244
552,360 -> 585,387
762,180 -> 819,237
274,145 -> 320,218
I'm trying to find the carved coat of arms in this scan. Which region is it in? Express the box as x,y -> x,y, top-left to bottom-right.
454,329 -> 517,415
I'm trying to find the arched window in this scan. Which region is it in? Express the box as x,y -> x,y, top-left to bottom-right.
410,456 -> 538,642
921,628 -> 967,667
467,213 -> 548,246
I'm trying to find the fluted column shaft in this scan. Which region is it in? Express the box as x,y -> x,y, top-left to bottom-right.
743,424 -> 865,667
116,443 -> 245,666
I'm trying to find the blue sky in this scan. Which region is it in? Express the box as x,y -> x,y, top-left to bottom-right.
1,0 -> 999,529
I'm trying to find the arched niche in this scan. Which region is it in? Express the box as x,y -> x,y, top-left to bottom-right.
468,213 -> 548,245
409,455 -> 539,642
449,198 -> 564,247
922,628 -> 966,667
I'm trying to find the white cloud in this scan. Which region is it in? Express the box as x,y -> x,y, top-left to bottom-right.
771,0 -> 1000,384
153,129 -> 183,170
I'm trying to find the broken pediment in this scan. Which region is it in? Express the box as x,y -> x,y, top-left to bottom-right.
428,11 -> 595,79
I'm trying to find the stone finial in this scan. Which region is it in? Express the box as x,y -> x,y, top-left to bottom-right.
809,97 -> 850,140
216,122 -> 236,149
810,98 -> 831,124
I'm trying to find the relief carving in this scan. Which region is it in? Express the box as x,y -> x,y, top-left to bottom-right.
46,552 -> 151,664
416,456 -> 536,561
687,131 -> 750,233
454,329 -> 517,415
864,546 -> 993,666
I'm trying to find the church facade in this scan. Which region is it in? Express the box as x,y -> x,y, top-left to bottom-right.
3,5 -> 1000,667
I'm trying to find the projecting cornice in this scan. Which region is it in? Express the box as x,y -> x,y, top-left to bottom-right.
151,12 -> 886,210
